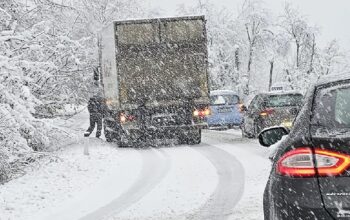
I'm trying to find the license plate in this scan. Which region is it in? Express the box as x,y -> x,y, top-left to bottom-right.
154,139 -> 177,145
218,108 -> 231,113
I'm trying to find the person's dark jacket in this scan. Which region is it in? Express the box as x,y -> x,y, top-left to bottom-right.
88,96 -> 105,115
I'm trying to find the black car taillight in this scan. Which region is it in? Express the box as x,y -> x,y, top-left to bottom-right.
260,108 -> 275,117
276,147 -> 350,177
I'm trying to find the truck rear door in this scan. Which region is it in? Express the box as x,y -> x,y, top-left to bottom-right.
115,17 -> 208,106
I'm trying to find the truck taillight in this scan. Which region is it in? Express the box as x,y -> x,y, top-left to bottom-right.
120,114 -> 127,123
105,99 -> 113,106
119,112 -> 136,124
276,148 -> 350,177
193,108 -> 211,117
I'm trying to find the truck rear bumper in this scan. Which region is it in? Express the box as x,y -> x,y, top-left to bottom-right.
104,118 -> 206,145
124,123 -> 206,137
127,126 -> 203,146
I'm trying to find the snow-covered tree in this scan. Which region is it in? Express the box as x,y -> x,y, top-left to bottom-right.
0,0 -> 144,182
314,40 -> 348,77
175,1 -> 243,92
237,0 -> 271,96
277,3 -> 320,91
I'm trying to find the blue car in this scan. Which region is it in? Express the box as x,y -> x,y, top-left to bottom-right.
206,90 -> 243,129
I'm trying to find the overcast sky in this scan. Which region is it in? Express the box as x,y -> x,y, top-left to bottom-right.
143,0 -> 350,51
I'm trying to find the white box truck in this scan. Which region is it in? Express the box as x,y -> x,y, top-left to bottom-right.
99,16 -> 210,147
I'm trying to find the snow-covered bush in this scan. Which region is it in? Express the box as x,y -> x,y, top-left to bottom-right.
0,0 -> 143,182
0,2 -> 83,181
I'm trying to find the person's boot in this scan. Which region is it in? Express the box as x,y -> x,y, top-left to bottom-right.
84,131 -> 90,137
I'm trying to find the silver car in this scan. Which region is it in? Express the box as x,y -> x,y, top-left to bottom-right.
241,91 -> 303,138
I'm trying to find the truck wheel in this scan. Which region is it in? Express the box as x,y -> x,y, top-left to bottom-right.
104,129 -> 113,142
177,134 -> 187,145
187,129 -> 201,145
104,129 -> 124,146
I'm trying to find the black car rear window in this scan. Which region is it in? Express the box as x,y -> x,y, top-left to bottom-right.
312,84 -> 350,129
265,94 -> 303,107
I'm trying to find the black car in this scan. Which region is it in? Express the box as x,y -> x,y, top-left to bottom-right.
241,91 -> 303,138
259,74 -> 350,220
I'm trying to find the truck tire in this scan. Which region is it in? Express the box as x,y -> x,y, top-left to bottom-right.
104,129 -> 125,147
177,134 -> 187,145
104,129 -> 113,142
187,129 -> 202,145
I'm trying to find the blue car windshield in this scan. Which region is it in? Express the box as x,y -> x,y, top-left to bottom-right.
210,95 -> 239,106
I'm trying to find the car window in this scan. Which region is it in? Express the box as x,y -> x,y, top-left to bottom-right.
312,84 -> 350,129
210,95 -> 239,106
335,88 -> 350,126
249,95 -> 264,111
265,94 -> 303,107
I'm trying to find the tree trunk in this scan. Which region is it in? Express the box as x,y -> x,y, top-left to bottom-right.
268,60 -> 274,91
245,45 -> 253,96
235,47 -> 240,71
296,43 -> 300,68
285,69 -> 294,90
307,34 -> 316,74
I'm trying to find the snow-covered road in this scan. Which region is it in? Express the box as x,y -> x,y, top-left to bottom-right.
0,112 -> 271,220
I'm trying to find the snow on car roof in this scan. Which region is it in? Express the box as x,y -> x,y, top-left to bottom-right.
210,90 -> 238,96
316,72 -> 350,86
260,90 -> 303,96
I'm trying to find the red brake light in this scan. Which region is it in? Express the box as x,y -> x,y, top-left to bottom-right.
193,110 -> 200,117
203,108 -> 211,116
239,103 -> 245,112
120,114 -> 127,123
193,108 -> 211,117
260,108 -> 275,117
119,112 -> 136,123
277,148 -> 350,177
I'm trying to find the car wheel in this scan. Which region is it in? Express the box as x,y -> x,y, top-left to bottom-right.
241,124 -> 254,138
241,127 -> 248,138
254,122 -> 263,138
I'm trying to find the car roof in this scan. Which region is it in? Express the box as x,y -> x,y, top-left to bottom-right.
316,73 -> 350,87
257,90 -> 303,96
210,90 -> 238,96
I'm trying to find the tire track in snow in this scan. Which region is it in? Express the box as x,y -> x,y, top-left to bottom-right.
79,147 -> 171,220
203,130 -> 267,158
188,143 -> 245,220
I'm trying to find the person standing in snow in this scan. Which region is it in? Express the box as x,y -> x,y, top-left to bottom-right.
84,95 -> 105,138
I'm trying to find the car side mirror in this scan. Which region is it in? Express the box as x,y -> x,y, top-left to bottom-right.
258,126 -> 289,147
